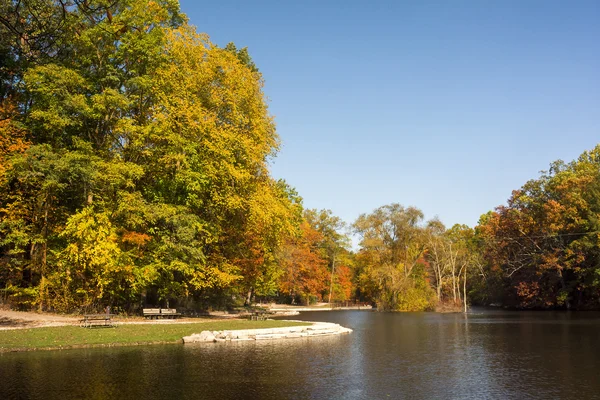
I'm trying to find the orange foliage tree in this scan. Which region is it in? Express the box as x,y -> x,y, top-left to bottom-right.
0,100 -> 29,180
279,221 -> 329,305
476,146 -> 600,309
331,263 -> 354,302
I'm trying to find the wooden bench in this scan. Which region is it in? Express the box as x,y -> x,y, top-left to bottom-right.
143,308 -> 182,319
80,314 -> 114,328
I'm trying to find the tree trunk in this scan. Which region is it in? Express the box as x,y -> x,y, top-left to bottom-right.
245,287 -> 254,306
558,269 -> 571,309
449,243 -> 457,303
39,200 -> 50,311
463,264 -> 468,313
452,268 -> 457,302
328,256 -> 336,304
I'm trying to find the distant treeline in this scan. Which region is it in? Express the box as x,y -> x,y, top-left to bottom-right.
475,147 -> 600,309
1,1 -> 598,313
352,144 -> 600,311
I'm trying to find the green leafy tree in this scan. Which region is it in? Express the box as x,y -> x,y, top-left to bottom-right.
0,1 -> 299,313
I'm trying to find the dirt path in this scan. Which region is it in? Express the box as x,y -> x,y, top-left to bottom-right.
0,310 -> 231,330
0,304 -> 343,330
0,310 -> 80,330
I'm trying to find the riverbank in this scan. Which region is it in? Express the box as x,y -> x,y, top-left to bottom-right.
267,306 -> 373,313
0,320 -> 311,353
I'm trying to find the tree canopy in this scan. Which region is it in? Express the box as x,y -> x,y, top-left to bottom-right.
0,0 -> 301,312
1,1 -> 599,313
475,146 -> 600,309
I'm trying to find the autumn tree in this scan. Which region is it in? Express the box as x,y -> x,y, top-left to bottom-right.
425,218 -> 448,302
476,146 -> 600,309
329,249 -> 355,303
0,1 -> 300,312
354,204 -> 435,311
278,221 -> 329,305
303,208 -> 349,302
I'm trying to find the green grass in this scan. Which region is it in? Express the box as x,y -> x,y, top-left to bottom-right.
0,320 -> 311,352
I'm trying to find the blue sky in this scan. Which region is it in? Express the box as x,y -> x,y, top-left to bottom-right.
179,0 -> 599,229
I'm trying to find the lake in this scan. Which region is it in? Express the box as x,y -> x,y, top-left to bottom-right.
1,308 -> 599,399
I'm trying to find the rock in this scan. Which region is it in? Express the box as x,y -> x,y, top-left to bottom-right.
198,331 -> 216,341
182,330 -> 217,343
182,321 -> 353,344
255,333 -> 287,340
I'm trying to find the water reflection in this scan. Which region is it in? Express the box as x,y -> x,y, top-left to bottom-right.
1,309 -> 600,399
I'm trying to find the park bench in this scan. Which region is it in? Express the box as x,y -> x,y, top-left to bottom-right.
80,314 -> 114,328
142,308 -> 181,319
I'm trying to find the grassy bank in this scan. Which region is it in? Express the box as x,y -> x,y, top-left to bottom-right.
0,320 -> 310,352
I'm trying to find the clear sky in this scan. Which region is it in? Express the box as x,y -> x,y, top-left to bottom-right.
179,0 -> 599,229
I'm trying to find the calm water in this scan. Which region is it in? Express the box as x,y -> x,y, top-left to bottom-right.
1,309 -> 600,399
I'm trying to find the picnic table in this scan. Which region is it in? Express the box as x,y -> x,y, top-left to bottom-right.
80,314 -> 114,328
249,309 -> 272,321
142,308 -> 182,319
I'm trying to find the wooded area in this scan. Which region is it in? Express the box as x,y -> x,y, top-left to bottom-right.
1,1 -> 599,313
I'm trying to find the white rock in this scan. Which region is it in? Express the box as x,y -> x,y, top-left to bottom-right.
183,321 -> 352,344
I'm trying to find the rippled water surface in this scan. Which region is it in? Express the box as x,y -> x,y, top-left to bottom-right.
1,309 -> 600,399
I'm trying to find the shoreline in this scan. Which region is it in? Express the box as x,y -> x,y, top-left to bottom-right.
0,321 -> 352,353
0,321 -> 352,354
1,340 -> 183,354
0,319 -> 313,353
268,306 -> 372,312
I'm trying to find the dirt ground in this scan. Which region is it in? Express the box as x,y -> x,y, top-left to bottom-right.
0,304 -> 320,330
0,310 -> 221,330
0,310 -> 80,330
